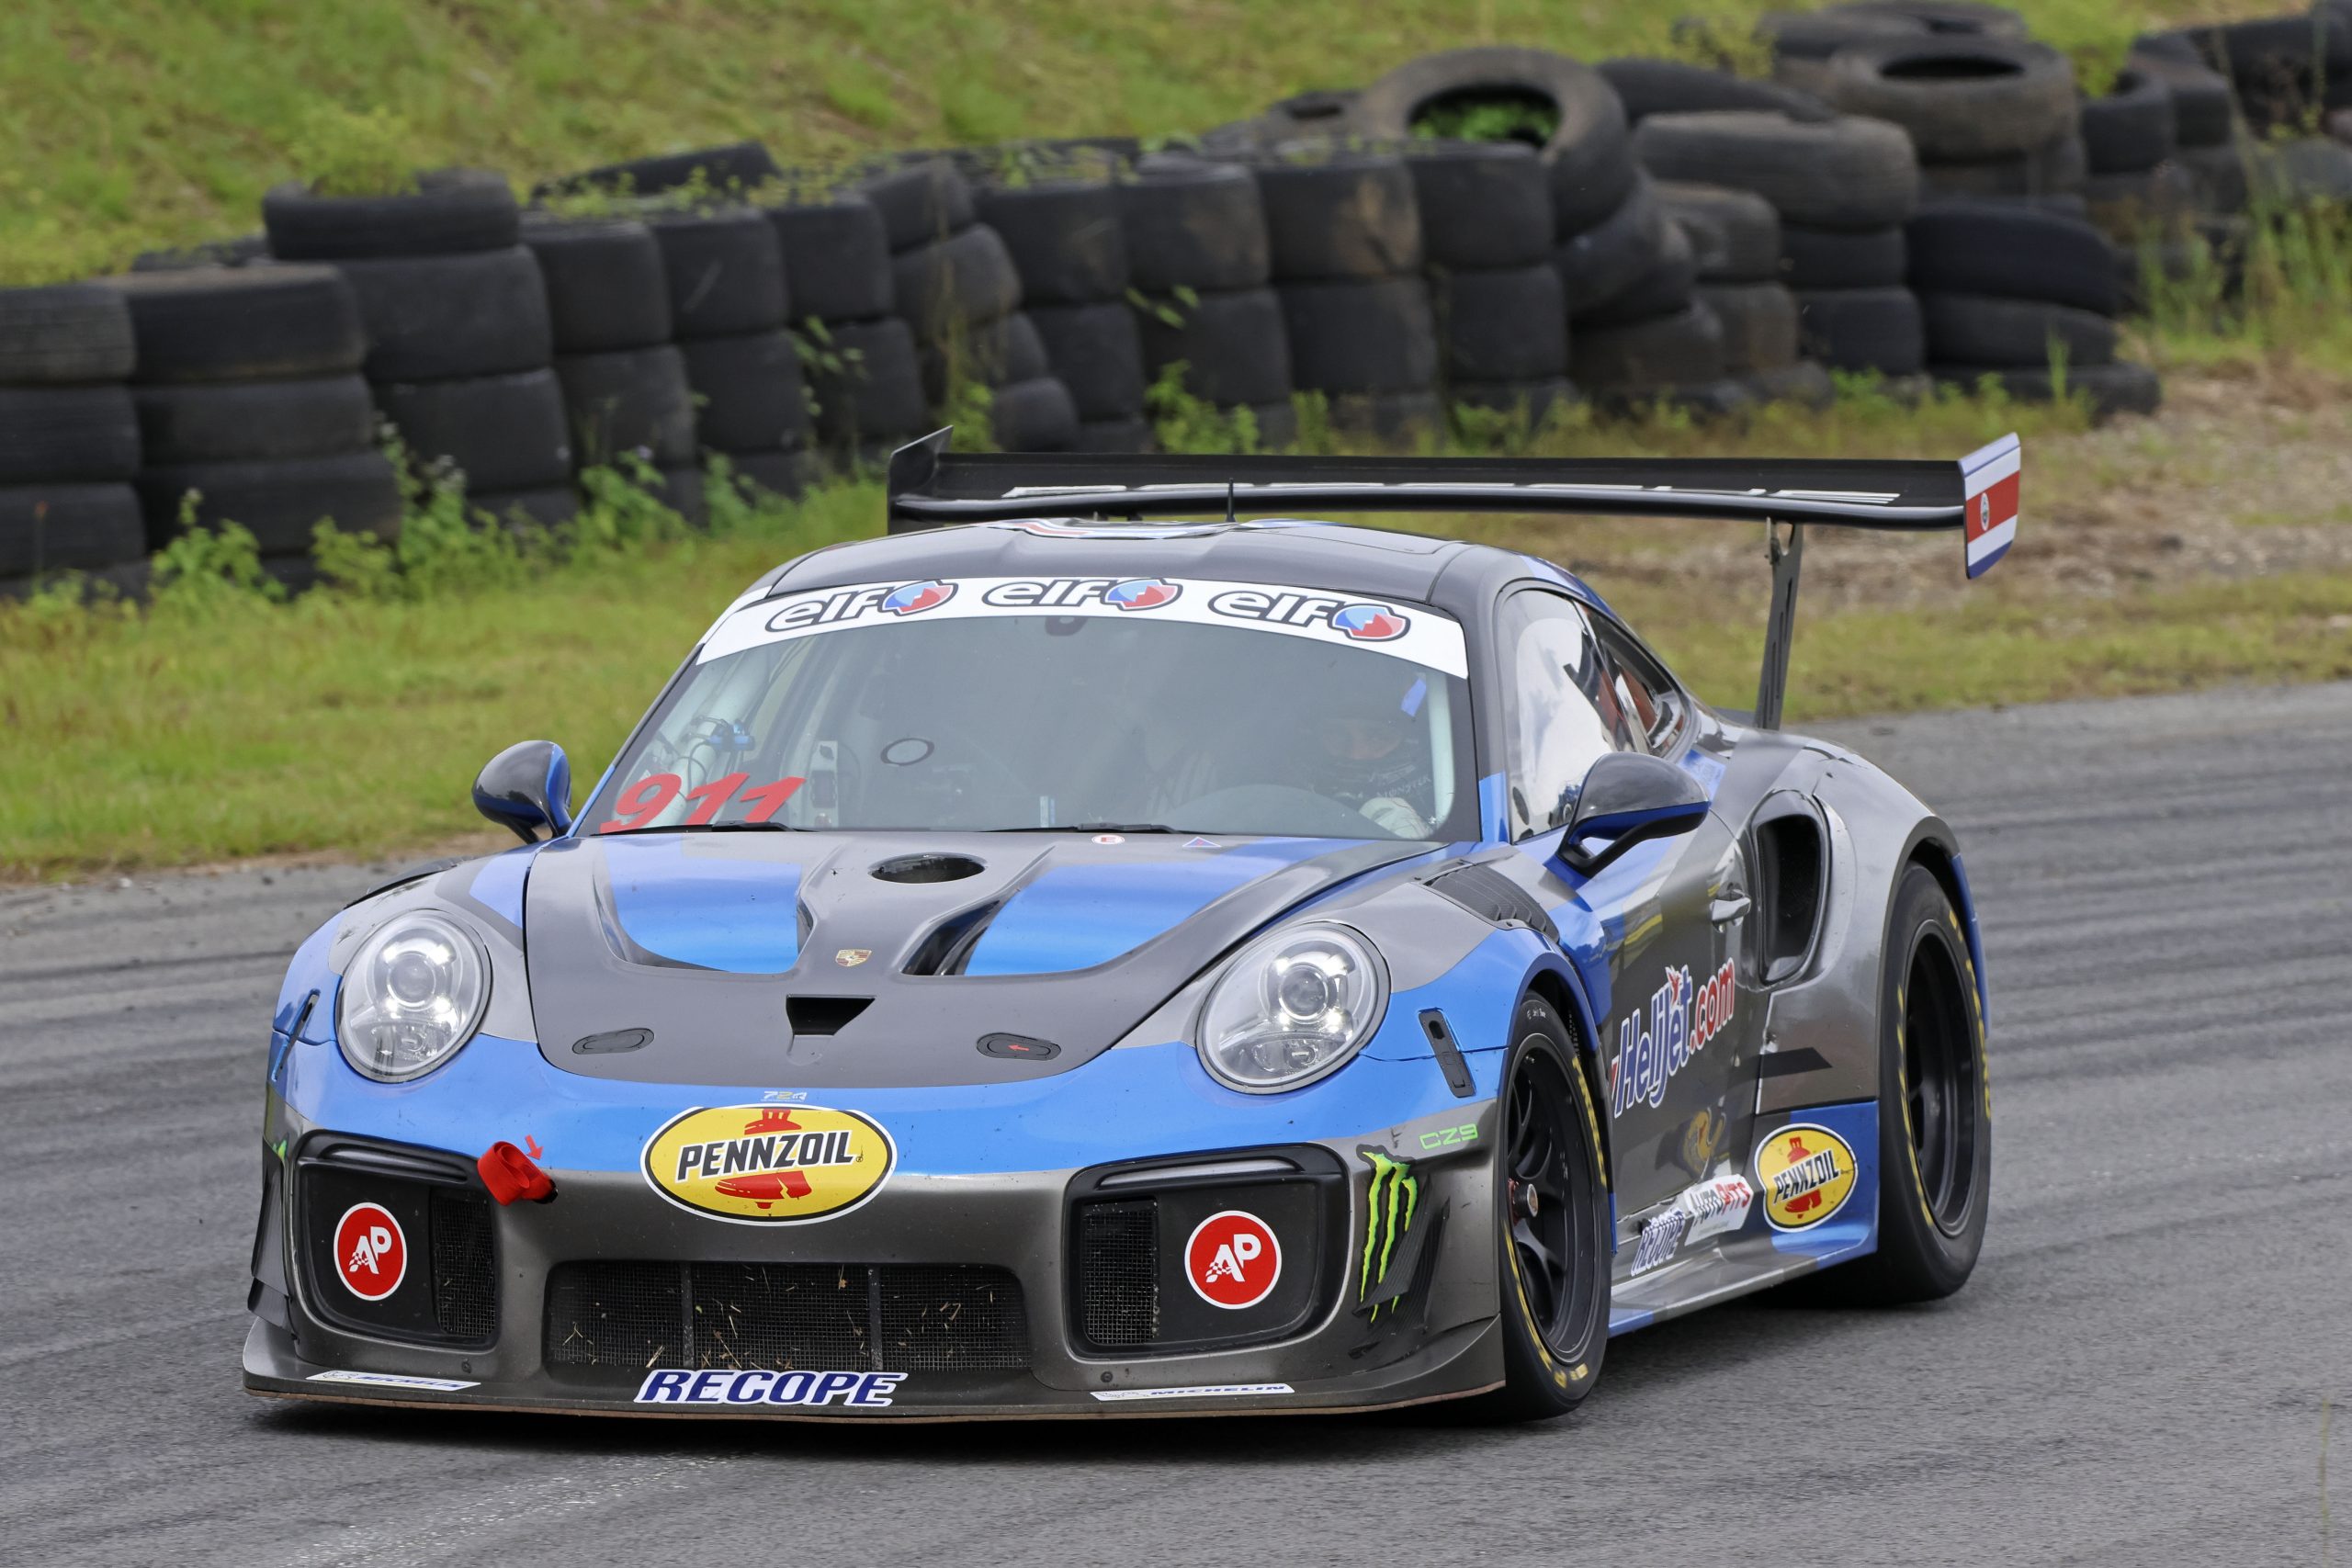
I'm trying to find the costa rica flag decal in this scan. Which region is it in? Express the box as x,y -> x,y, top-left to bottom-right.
1960,433 -> 2020,579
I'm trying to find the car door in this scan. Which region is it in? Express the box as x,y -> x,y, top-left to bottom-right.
1482,587 -> 1753,1223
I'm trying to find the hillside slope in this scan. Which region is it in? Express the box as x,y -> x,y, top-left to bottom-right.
0,0 -> 2277,282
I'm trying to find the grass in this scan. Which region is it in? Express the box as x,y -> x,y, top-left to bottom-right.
0,0 -> 2298,283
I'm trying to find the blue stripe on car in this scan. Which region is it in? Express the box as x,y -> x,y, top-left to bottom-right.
602,837 -> 803,974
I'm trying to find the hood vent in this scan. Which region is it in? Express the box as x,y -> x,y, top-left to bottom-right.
872,852 -> 986,885
900,900 -> 1003,976
786,996 -> 872,1036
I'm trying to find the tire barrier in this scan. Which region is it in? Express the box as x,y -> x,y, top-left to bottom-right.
977,173 -> 1148,451
768,194 -> 930,460
647,206 -> 807,508
1122,155 -> 1295,437
112,265 -> 399,581
1660,184 -> 1805,396
521,213 -> 673,528
0,284 -> 144,598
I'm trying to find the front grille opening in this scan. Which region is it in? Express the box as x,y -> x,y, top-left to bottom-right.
429,1188 -> 499,1343
786,995 -> 872,1035
1075,1199 -> 1159,1349
545,1261 -> 1028,1382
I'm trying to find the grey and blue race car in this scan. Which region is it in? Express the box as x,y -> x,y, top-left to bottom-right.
245,432 -> 2018,1420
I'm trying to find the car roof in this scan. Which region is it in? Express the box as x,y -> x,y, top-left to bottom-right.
755,517 -> 1609,622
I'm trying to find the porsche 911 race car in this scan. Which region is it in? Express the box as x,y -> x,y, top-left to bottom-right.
244,432 -> 2014,1420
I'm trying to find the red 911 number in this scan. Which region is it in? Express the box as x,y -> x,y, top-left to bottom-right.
596,773 -> 803,833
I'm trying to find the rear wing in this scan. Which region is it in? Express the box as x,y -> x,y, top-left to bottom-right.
883,431 -> 2021,727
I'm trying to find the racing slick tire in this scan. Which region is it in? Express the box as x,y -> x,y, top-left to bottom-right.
1825,863 -> 1992,1304
1469,996 -> 1611,1422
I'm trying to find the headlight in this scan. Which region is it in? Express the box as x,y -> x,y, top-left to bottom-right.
337,912 -> 491,1082
1197,923 -> 1386,1092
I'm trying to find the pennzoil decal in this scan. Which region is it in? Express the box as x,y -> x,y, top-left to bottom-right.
695,574 -> 1470,677
641,1104 -> 896,1224
1754,1123 -> 1857,1232
1357,1148 -> 1420,1321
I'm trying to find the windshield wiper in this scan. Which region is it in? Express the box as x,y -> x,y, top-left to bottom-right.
991,822 -> 1182,834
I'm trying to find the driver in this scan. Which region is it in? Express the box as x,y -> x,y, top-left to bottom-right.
1304,672 -> 1436,838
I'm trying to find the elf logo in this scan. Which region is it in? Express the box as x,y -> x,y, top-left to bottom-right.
978,576 -> 1182,611
764,580 -> 956,632
1207,588 -> 1411,641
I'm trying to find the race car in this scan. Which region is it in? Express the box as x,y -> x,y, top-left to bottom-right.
244,431 -> 2014,1421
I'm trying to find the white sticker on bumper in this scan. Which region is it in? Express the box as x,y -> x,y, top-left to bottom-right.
308,1370 -> 480,1393
1091,1382 -> 1295,1403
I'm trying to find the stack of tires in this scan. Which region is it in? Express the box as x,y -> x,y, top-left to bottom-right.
1657,185 -> 1826,406
1121,156 -> 1297,448
1251,152 -> 1442,440
265,171 -> 571,534
1908,201 -> 2162,417
2128,49 -> 2247,219
115,266 -> 398,587
978,170 -> 1151,452
869,158 -> 1077,452
1635,112 -> 1926,382
1811,36 -> 2085,209
1599,56 -> 1836,125
646,206 -> 809,513
1408,141 -> 1574,427
2160,5 -> 2352,139
2078,69 -> 2197,243
765,193 -> 929,466
0,285 -> 146,599
534,141 -> 782,204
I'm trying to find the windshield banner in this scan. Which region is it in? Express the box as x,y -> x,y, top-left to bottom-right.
697,575 -> 1469,676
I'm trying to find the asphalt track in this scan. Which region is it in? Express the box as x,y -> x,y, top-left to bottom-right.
4,682 -> 2347,1568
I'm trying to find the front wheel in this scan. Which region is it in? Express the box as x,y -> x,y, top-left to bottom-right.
1467,997 -> 1611,1422
1828,863 -> 1993,1303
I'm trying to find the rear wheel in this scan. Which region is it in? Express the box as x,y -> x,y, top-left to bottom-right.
1829,863 -> 1993,1303
1468,997 -> 1611,1421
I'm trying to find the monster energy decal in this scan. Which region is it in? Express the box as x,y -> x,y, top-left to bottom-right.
1357,1148 -> 1420,1321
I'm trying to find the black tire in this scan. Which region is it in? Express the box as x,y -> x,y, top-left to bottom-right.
132,376 -> 376,464
1819,37 -> 2078,161
1435,264 -> 1568,381
137,451 -> 402,552
130,234 -> 269,274
987,376 -> 1080,452
974,179 -> 1129,304
892,226 -> 1024,341
534,141 -> 779,202
1120,158 -> 1272,291
680,330 -> 811,453
519,217 -> 673,353
1344,46 -> 1636,233
644,465 -> 707,527
2084,161 -> 2200,238
2133,52 -> 2235,149
376,368 -> 573,491
647,208 -> 789,338
1569,301 -> 1727,389
1281,277 -> 1438,395
2081,69 -> 2178,175
1810,864 -> 1991,1304
263,169 -> 519,261
1452,376 -> 1582,425
0,483 -> 147,577
0,387 -> 141,483
916,310 -> 1049,401
2177,141 -> 2250,213
1828,0 -> 2027,38
1655,183 -> 1782,283
1405,142 -> 1554,269
469,483 -> 581,534
1553,173 -> 1672,319
1598,56 -> 1835,123
1918,135 -> 2088,200
859,158 -> 978,252
1904,201 -> 2120,314
767,198 -> 897,321
1027,301 -> 1147,420
805,318 -> 933,447
0,284 -> 136,384
1794,287 -> 1927,374
1746,357 -> 1838,408
337,248 -> 554,381
1695,281 -> 1801,370
1134,286 -> 1294,407
1579,218 -> 1698,327
112,265 -> 366,383
1934,358 -> 2161,417
1464,996 -> 1609,1423
554,345 -> 697,467
1919,290 -> 2116,367
719,447 -> 815,503
1249,153 -> 1424,280
1634,112 -> 1920,231
2192,11 -> 2352,131
1071,415 -> 1154,453
1779,223 -> 1908,288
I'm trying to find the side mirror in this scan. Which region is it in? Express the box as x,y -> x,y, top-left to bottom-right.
1556,752 -> 1710,875
473,740 -> 575,845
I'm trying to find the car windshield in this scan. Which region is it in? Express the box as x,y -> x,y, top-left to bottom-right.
584,575 -> 1477,840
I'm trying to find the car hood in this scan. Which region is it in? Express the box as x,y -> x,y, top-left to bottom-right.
525,829 -> 1429,1088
